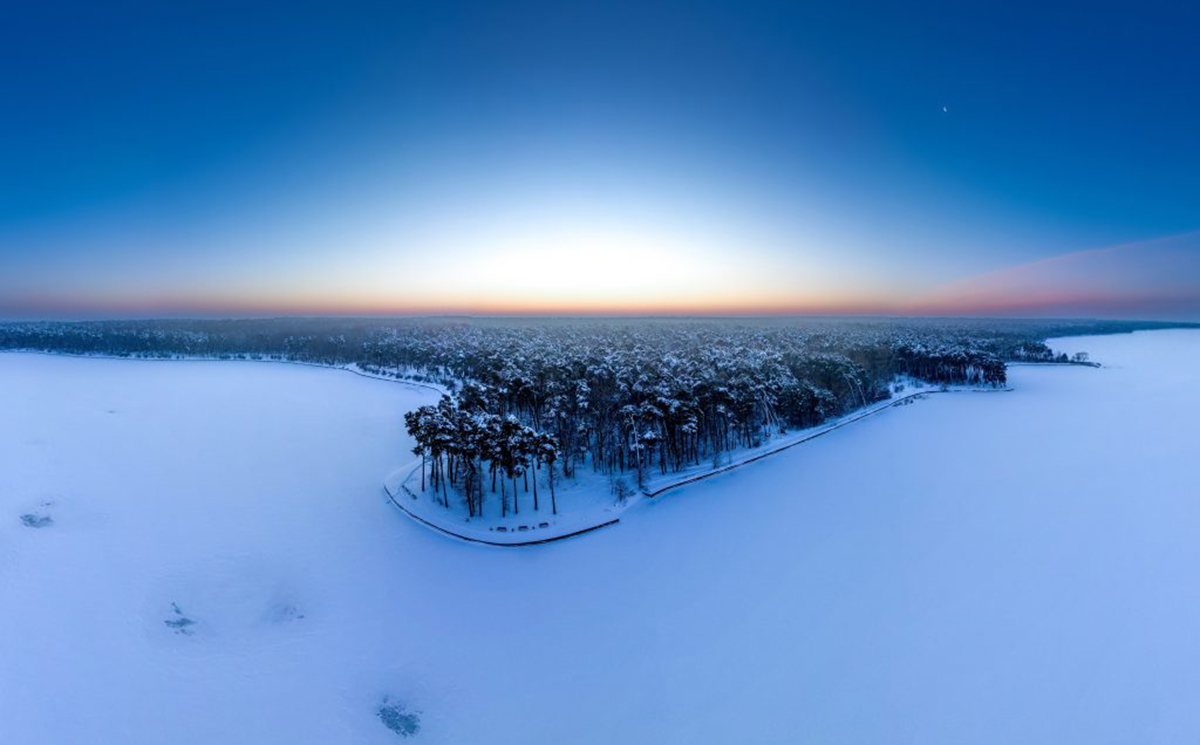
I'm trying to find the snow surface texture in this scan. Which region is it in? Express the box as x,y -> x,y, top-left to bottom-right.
2,330 -> 1199,744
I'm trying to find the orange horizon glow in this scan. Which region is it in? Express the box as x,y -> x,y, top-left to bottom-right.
4,233 -> 1199,321
0,291 -> 906,318
5,291 -> 1198,321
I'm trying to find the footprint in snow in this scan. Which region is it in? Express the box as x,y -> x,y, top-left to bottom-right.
269,602 -> 306,623
164,602 -> 197,635
20,501 -> 55,528
378,698 -> 421,738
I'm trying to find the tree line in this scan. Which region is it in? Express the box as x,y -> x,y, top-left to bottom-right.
389,323 -> 1011,518
404,393 -> 560,518
6,316 -> 1190,517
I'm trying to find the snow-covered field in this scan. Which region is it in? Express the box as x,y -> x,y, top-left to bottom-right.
2,329 -> 1199,743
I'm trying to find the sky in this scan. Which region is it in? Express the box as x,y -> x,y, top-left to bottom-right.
1,0 -> 1198,319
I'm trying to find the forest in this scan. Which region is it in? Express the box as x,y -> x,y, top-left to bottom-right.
3,316 -> 1192,512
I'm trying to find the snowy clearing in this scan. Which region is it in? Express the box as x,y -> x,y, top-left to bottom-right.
2,329 -> 1199,743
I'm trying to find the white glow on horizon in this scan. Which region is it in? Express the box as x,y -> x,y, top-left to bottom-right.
468,224 -> 718,300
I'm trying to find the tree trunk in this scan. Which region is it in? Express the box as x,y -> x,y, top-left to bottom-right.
440,455 -> 449,507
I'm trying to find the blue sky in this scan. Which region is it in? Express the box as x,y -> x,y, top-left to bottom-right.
2,1 -> 1198,317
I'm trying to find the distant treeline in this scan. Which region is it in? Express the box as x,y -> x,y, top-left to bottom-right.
2,317 -> 1192,499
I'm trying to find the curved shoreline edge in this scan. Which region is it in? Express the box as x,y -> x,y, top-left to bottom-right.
0,350 -> 1036,548
384,385 -> 1017,547
642,386 -> 1013,498
382,464 -> 621,547
0,348 -> 451,395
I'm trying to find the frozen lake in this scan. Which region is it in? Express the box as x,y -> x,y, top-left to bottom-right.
2,329 -> 1199,744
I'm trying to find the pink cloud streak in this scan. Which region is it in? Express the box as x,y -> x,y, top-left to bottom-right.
909,232 -> 1200,319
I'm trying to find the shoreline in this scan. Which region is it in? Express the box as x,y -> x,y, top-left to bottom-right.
382,384 -> 1017,547
0,348 -> 451,396
2,347 -> 1093,549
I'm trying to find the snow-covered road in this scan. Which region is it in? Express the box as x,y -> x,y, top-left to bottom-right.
2,329 -> 1198,744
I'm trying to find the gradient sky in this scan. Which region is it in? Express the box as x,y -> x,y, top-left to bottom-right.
2,0 -> 1198,318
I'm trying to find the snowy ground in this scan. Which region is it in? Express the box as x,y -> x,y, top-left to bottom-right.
385,378 -> 981,545
3,329 -> 1200,743
385,461 -> 629,544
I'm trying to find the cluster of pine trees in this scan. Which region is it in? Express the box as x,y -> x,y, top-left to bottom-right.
390,324 -> 1009,515
404,391 -> 560,518
6,316 -> 1178,518
4,314 -> 1180,518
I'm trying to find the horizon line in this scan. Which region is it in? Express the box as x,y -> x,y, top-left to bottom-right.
4,311 -> 1199,326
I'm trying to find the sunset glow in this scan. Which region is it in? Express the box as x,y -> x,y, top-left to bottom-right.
1,2 -> 1197,319
5,5 -> 1200,742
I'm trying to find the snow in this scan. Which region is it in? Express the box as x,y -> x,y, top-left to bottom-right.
3,328 -> 1200,743
636,378 -> 1001,497
383,379 -> 993,545
384,462 -> 629,545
